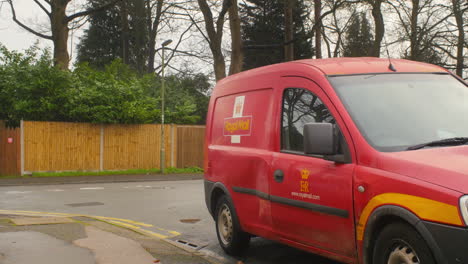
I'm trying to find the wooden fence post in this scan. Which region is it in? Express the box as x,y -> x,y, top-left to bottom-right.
100,124 -> 104,171
170,124 -> 175,168
20,120 -> 24,176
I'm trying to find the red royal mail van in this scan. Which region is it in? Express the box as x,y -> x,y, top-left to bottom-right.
203,57 -> 468,264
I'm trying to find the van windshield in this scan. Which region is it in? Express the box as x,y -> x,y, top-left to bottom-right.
330,73 -> 468,152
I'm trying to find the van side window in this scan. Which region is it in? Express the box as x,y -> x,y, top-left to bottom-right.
282,88 -> 336,152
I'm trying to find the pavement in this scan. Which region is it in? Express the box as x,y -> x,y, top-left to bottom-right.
0,212 -> 216,264
0,173 -> 204,186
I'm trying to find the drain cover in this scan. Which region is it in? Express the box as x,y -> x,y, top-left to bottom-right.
169,235 -> 208,251
179,218 -> 200,224
176,239 -> 199,249
66,202 -> 104,207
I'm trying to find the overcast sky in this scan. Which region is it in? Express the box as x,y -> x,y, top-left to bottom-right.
0,0 -> 88,60
0,0 -> 215,78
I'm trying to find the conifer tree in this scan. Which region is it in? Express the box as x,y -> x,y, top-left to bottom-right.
77,0 -> 148,72
240,0 -> 313,70
342,12 -> 374,57
77,0 -> 123,68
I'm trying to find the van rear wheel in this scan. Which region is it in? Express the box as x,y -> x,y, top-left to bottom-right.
372,223 -> 435,264
215,195 -> 250,255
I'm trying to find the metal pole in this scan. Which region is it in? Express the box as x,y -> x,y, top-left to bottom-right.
160,47 -> 166,173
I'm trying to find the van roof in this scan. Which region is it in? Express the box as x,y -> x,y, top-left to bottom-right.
215,58 -> 448,92
294,57 -> 447,75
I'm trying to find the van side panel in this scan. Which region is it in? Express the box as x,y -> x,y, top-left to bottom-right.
208,88 -> 275,235
211,88 -> 273,150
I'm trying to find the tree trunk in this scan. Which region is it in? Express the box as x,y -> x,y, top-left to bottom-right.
284,0 -> 294,61
51,1 -> 70,69
410,0 -> 420,60
228,0 -> 243,75
452,0 -> 465,78
314,0 -> 322,59
370,0 -> 384,57
197,0 -> 230,82
133,0 -> 147,74
214,49 -> 227,81
147,0 -> 164,73
121,0 -> 130,65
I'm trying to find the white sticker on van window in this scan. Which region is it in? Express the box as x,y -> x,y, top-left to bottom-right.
231,135 -> 241,144
224,95 -> 250,144
233,96 -> 245,118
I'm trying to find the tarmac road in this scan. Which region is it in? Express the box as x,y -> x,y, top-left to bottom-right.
0,179 -> 340,264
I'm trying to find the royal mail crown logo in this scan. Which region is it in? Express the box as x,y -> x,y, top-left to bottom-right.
301,169 -> 310,180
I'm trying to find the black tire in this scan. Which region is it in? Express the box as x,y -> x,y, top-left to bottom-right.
372,222 -> 435,264
214,195 -> 250,255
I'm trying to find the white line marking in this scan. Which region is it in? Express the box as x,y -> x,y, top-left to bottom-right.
79,187 -> 104,190
46,189 -> 65,192
5,191 -> 32,194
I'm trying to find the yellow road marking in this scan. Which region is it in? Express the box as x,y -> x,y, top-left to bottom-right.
0,210 -> 180,239
94,216 -> 153,227
138,230 -> 170,239
108,220 -> 143,230
169,230 -> 182,236
357,193 -> 462,241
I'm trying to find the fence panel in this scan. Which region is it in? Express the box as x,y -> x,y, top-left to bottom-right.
24,121 -> 101,172
0,121 -> 206,174
103,124 -> 173,170
176,126 -> 205,168
0,122 -> 20,175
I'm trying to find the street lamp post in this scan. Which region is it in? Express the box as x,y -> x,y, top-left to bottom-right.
160,39 -> 173,173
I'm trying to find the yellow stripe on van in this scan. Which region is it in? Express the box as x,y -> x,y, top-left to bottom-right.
356,193 -> 462,241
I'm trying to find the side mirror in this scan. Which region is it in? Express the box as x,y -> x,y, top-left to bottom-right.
303,123 -> 337,155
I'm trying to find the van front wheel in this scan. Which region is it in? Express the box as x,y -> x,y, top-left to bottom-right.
372,223 -> 435,264
215,195 -> 250,255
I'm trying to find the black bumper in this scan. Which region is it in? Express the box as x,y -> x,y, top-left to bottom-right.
204,180 -> 215,216
423,221 -> 468,263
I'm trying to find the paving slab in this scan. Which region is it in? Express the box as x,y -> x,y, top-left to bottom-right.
74,226 -> 156,264
11,216 -> 74,225
0,213 -> 216,264
0,231 -> 95,264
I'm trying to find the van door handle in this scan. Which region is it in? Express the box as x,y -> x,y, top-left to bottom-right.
274,169 -> 284,183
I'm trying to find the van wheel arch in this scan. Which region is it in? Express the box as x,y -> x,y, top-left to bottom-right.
209,183 -> 233,218
362,205 -> 445,264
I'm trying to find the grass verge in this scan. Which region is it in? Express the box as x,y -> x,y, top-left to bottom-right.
0,167 -> 203,178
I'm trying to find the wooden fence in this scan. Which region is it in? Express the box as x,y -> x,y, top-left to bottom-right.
0,121 -> 205,175
0,122 -> 21,175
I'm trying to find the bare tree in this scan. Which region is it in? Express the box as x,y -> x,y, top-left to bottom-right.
451,0 -> 467,77
197,0 -> 243,81
367,0 -> 385,57
388,0 -> 451,63
121,0 -> 130,65
311,0 -> 361,59
314,0 -> 322,58
228,0 -> 243,75
322,6 -> 356,58
147,0 -> 164,73
284,0 -> 294,61
7,0 -> 119,69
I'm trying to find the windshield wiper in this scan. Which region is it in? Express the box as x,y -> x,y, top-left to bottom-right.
407,137 -> 468,151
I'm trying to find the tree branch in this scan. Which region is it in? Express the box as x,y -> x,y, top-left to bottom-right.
66,0 -> 120,22
33,0 -> 51,17
7,0 -> 52,40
